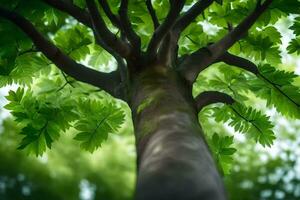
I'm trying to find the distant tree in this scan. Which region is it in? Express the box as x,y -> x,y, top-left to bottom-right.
0,0 -> 299,199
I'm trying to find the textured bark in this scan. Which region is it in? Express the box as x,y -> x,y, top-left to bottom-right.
130,66 -> 226,200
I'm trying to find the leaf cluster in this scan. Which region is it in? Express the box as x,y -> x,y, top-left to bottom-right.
213,103 -> 275,147
4,87 -> 125,155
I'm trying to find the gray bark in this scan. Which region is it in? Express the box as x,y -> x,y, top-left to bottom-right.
130,66 -> 226,200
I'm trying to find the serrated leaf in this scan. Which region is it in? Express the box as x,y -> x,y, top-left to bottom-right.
209,133 -> 236,175
74,100 -> 125,152
53,25 -> 92,60
5,87 -> 78,155
271,0 -> 300,14
258,64 -> 297,86
88,48 -> 112,71
17,125 -> 48,156
241,34 -> 281,64
291,17 -> 300,35
287,37 -> 300,55
213,103 -> 276,147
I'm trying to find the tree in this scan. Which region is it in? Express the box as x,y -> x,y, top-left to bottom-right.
0,0 -> 299,199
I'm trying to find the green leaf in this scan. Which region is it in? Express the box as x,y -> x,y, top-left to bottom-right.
271,0 -> 300,15
231,103 -> 275,147
256,27 -> 281,45
17,125 -> 48,156
245,65 -> 300,118
258,64 -> 297,86
209,133 -> 237,174
287,37 -> 300,55
88,45 -> 113,71
5,87 -> 24,103
213,103 -> 276,147
53,25 -> 92,61
5,87 -> 78,155
220,148 -> 237,155
241,34 -> 281,64
291,17 -> 300,35
74,100 -> 125,152
44,8 -> 58,25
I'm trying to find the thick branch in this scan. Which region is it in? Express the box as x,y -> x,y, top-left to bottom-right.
44,0 -> 129,70
86,0 -> 130,57
220,52 -> 259,74
115,56 -> 129,99
145,0 -> 159,29
147,0 -> 185,59
43,0 -> 92,27
0,7 -> 121,98
92,28 -> 129,98
178,0 -> 272,83
166,0 -> 213,65
158,33 -> 173,66
97,0 -> 131,46
119,0 -> 141,55
195,91 -> 234,112
98,0 -> 121,28
177,47 -> 212,82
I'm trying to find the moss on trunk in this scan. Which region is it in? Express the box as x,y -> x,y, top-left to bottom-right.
130,66 -> 226,200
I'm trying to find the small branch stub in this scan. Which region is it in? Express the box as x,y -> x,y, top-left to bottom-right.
195,91 -> 234,112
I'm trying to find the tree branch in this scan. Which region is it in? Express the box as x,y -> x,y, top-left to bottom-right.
177,47 -> 213,82
165,0 -> 213,66
115,55 -> 129,100
98,0 -> 121,28
92,28 -> 129,99
43,0 -> 92,27
219,52 -> 300,107
145,0 -> 160,29
119,0 -> 141,56
146,0 -> 185,59
157,33 -> 173,66
97,0 -> 130,45
44,0 -> 130,73
208,0 -> 273,58
195,91 -> 234,112
173,0 -> 214,38
178,0 -> 272,83
0,7 -> 121,98
219,52 -> 259,74
86,0 -> 130,58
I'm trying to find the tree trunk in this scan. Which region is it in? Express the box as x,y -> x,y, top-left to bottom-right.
130,66 -> 227,200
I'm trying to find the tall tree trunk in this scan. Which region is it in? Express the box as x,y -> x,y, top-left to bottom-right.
130,66 -> 226,200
